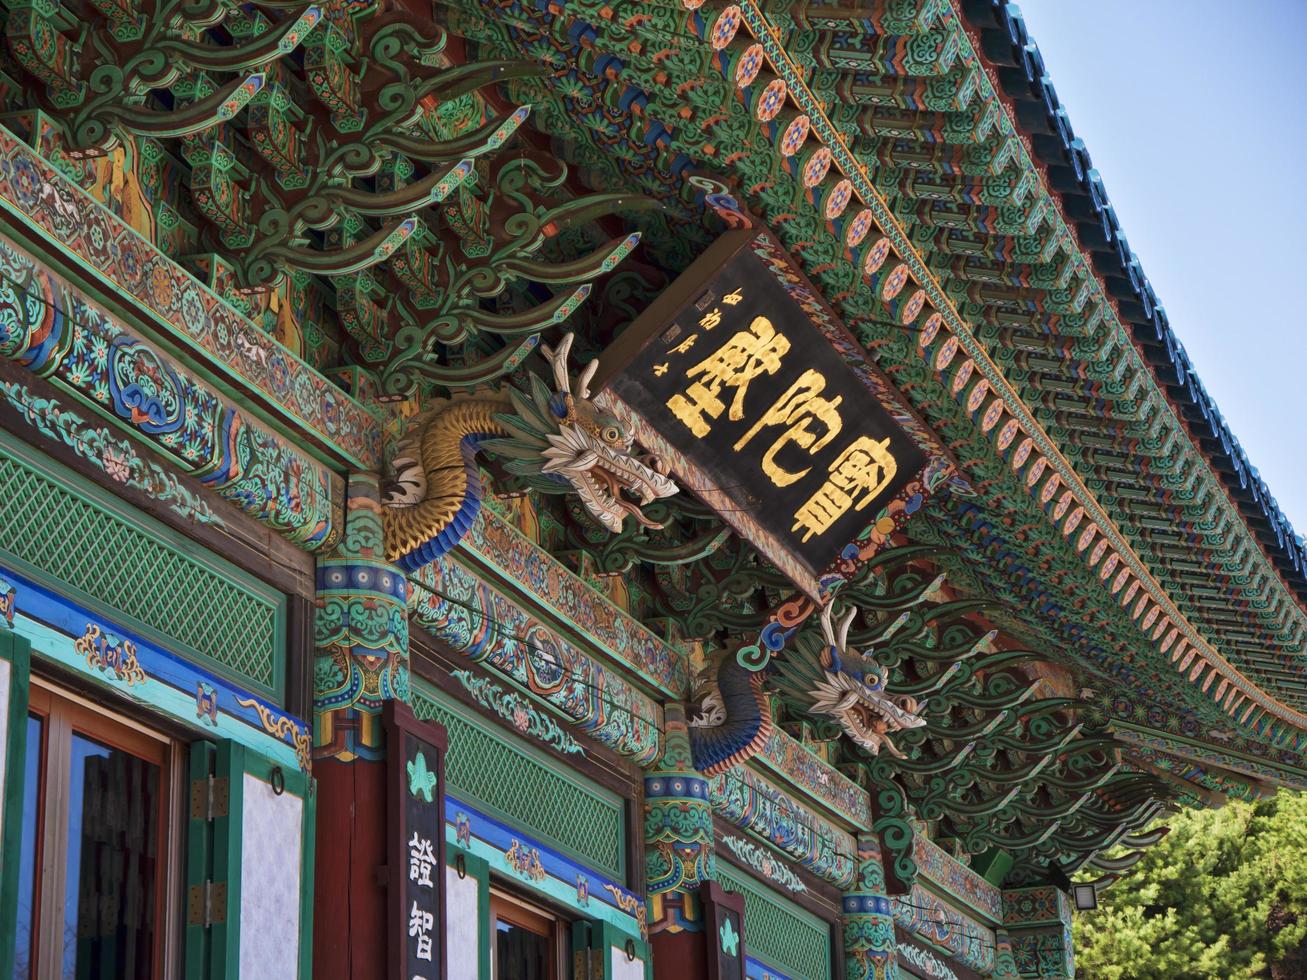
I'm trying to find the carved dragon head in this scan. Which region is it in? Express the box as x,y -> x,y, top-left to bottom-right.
381,334 -> 678,570
487,333 -> 678,532
807,601 -> 926,759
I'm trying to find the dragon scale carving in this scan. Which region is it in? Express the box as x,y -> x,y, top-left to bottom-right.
383,334 -> 677,572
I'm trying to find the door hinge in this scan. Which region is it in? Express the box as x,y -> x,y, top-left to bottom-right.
187,880 -> 228,926
190,774 -> 229,820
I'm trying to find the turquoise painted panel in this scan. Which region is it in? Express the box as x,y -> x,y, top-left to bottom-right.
0,427 -> 287,700
412,679 -> 627,880
1,562 -> 305,770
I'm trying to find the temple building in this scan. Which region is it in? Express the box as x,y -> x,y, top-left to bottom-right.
0,1 -> 1302,978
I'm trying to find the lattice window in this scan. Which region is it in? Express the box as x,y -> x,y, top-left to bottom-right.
0,443 -> 283,695
411,683 -> 626,879
717,868 -> 832,980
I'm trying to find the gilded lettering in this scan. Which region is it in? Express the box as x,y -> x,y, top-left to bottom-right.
733,369 -> 844,487
666,317 -> 790,436
792,436 -> 897,541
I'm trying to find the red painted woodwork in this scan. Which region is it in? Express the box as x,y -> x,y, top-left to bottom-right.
650,929 -> 710,980
313,757 -> 388,979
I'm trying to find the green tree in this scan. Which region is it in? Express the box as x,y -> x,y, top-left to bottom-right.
1073,790 -> 1307,979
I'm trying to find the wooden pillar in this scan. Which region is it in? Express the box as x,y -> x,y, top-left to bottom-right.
843,834 -> 898,980
311,473 -> 411,979
646,705 -> 716,980
1000,886 -> 1075,978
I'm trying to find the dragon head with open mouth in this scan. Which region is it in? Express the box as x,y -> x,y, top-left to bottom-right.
528,334 -> 677,531
492,333 -> 678,532
806,601 -> 926,758
380,333 -> 678,572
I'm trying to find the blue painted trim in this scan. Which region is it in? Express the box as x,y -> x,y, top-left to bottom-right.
745,955 -> 796,980
445,795 -> 644,934
0,562 -> 307,769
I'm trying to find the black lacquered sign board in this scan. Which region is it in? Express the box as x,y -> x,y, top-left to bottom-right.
386,701 -> 449,980
597,228 -> 928,578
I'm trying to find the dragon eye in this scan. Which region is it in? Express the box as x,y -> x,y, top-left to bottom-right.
602,426 -> 623,443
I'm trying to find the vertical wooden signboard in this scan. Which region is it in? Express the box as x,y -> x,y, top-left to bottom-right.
701,882 -> 747,980
386,702 -> 449,980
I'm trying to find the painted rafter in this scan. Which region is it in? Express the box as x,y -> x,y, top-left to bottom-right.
1,0 -> 653,399
436,0 -> 1307,750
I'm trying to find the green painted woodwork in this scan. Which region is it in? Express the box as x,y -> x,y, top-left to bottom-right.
0,427 -> 287,700
717,866 -> 832,980
298,763 -> 317,980
186,738 -> 315,980
185,741 -> 216,980
573,919 -> 651,980
211,740 -> 245,979
436,0 -> 1307,749
0,1 -> 652,402
410,679 -> 627,881
0,0 -> 1287,926
972,849 -> 1015,889
761,1 -> 1307,715
0,630 -> 31,980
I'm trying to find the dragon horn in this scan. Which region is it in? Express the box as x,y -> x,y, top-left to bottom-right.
820,600 -> 838,648
577,358 -> 599,400
539,332 -> 576,394
838,604 -> 857,652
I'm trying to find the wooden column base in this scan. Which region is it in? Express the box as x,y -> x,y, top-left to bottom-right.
650,928 -> 710,980
312,756 -> 388,980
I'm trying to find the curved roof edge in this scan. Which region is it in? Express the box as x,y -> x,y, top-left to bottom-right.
959,0 -> 1307,597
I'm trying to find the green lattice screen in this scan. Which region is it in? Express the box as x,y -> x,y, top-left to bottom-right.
410,681 -> 626,880
717,867 -> 832,980
0,432 -> 285,698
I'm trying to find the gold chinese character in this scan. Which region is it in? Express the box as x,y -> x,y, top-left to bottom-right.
671,334 -> 698,355
722,288 -> 744,306
653,362 -> 669,377
792,436 -> 897,542
699,308 -> 723,330
733,369 -> 844,487
666,316 -> 790,436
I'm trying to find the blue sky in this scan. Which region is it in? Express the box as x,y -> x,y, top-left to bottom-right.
1015,1 -> 1307,532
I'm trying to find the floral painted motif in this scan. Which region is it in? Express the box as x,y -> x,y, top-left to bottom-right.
458,508 -> 689,696
506,839 -> 547,881
75,623 -> 146,686
757,728 -> 871,827
721,835 -> 806,894
452,668 -> 585,756
0,128 -> 380,467
756,79 -> 787,121
410,556 -> 662,764
0,381 -> 225,527
0,239 -> 341,549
